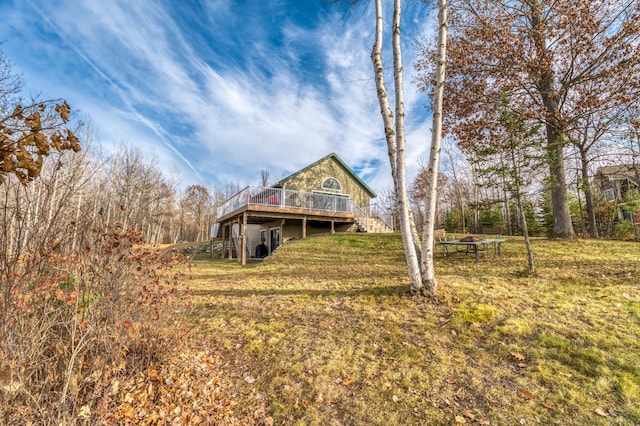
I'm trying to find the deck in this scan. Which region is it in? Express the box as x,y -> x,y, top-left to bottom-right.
214,186 -> 394,265
216,186 -> 361,223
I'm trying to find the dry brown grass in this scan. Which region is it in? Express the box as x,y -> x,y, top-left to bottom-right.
188,234 -> 640,425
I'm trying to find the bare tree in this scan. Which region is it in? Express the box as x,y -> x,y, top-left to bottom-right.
260,169 -> 270,187
97,145 -> 175,242
181,184 -> 212,242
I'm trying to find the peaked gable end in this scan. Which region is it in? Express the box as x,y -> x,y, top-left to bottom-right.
274,153 -> 376,207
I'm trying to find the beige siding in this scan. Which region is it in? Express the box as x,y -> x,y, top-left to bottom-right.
282,157 -> 371,208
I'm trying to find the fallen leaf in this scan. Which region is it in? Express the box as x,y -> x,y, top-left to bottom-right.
517,363 -> 527,368
392,395 -> 400,403
541,402 -> 556,411
594,408 -> 608,417
148,368 -> 159,380
244,375 -> 255,384
519,389 -> 536,400
463,409 -> 475,419
511,352 -> 526,361
111,380 -> 120,396
78,405 -> 91,419
446,377 -> 458,384
455,414 -> 467,424
343,377 -> 354,386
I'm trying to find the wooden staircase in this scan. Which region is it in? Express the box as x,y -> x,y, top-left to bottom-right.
355,216 -> 393,233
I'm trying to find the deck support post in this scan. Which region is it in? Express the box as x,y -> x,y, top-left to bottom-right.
302,217 -> 307,239
241,212 -> 247,265
221,224 -> 226,259
331,220 -> 335,234
228,221 -> 234,260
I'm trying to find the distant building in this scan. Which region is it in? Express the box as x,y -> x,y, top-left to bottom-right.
594,164 -> 640,203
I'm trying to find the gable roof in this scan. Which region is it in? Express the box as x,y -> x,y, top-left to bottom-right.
595,164 -> 640,184
274,152 -> 377,198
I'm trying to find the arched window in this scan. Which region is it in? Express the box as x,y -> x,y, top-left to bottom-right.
322,177 -> 341,191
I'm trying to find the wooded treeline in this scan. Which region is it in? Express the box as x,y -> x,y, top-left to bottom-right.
397,0 -> 640,241
2,137 -> 238,247
405,134 -> 640,240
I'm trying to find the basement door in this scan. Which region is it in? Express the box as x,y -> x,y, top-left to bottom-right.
270,227 -> 280,253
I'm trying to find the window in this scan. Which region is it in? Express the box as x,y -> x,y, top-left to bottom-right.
604,188 -> 615,202
322,177 -> 341,191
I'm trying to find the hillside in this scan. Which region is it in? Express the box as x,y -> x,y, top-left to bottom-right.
188,233 -> 640,425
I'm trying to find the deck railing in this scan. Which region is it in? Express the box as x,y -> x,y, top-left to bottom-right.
216,186 -> 355,219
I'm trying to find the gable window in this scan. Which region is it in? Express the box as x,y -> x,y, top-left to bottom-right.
322,177 -> 341,191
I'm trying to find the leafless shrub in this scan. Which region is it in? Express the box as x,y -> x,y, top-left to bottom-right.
1,169 -> 191,424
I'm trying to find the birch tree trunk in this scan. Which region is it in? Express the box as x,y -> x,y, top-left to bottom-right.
371,0 -> 423,294
421,0 -> 448,296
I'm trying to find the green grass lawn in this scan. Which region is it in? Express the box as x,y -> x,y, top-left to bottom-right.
186,234 -> 640,425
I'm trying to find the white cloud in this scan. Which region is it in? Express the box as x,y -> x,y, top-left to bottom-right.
0,0 -> 438,196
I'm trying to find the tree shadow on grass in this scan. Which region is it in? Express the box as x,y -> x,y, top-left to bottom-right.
190,284 -> 409,300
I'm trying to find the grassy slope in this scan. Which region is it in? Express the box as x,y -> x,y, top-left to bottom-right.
188,234 -> 640,425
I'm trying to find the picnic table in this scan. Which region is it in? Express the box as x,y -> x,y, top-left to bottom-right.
437,237 -> 505,263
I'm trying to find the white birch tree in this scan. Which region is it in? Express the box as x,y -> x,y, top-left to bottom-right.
420,0 -> 448,296
371,0 -> 424,294
369,0 -> 448,297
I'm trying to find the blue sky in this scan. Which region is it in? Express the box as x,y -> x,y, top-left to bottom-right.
1,0 -> 435,195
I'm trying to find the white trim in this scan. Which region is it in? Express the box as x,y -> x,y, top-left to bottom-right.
321,176 -> 342,191
311,190 -> 350,199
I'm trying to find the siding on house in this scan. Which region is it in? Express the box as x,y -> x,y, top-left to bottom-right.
275,153 -> 375,208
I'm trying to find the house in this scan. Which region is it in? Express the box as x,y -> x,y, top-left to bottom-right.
214,153 -> 393,264
594,164 -> 640,203
594,164 -> 640,226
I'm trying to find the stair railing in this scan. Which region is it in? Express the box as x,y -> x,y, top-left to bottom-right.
369,203 -> 394,231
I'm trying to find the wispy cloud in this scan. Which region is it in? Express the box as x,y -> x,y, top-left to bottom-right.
0,0 -> 436,193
